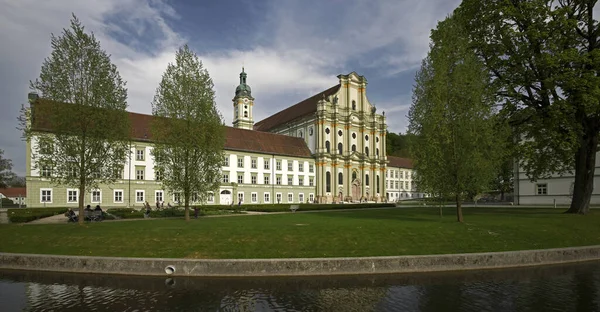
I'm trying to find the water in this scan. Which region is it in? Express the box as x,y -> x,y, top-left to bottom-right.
1,261 -> 600,311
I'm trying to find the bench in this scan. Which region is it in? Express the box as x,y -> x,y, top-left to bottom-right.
83,210 -> 103,222
290,205 -> 299,213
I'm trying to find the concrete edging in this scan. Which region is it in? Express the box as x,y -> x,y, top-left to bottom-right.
1,245 -> 599,277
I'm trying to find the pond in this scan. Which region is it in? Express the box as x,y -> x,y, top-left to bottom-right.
1,261 -> 599,311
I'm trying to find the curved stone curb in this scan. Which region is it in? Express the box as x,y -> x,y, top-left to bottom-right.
1,245 -> 599,277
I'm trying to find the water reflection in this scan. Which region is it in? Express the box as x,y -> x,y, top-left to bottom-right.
1,261 -> 599,311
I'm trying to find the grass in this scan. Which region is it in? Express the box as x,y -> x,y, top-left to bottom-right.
0,207 -> 599,259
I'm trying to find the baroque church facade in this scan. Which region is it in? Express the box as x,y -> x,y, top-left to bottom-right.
25,70 -> 423,208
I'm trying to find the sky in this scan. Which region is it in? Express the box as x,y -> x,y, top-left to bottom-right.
0,0 -> 462,176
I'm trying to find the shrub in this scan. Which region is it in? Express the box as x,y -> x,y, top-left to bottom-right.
8,207 -> 68,223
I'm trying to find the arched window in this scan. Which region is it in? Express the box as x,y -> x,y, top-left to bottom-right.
376,148 -> 379,157
352,144 -> 356,152
338,142 -> 343,155
338,172 -> 343,185
366,174 -> 370,186
377,175 -> 380,193
326,141 -> 331,153
352,133 -> 356,139
244,111 -> 248,117
326,172 -> 331,192
365,135 -> 369,141
365,147 -> 369,156
338,130 -> 343,137
352,171 -> 357,181
352,100 -> 356,110
325,128 -> 330,134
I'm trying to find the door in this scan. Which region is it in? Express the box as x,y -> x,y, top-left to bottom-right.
220,190 -> 232,205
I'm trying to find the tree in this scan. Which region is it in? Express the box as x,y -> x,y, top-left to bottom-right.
408,14 -> 505,223
19,14 -> 130,224
457,1 -> 599,214
151,45 -> 226,221
0,149 -> 16,188
386,131 -> 411,157
7,176 -> 26,188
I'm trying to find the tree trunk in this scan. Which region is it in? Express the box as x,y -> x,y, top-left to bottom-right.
455,194 -> 463,223
565,128 -> 598,215
78,183 -> 85,225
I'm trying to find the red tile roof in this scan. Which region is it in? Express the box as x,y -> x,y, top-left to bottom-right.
387,156 -> 413,169
0,187 -> 26,197
31,100 -> 312,158
254,84 -> 340,132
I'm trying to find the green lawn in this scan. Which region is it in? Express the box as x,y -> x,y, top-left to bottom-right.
1,207 -> 599,259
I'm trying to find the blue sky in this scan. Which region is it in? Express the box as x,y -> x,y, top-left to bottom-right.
0,0 -> 462,176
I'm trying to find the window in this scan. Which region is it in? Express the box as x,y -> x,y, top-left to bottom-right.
264,175 -> 270,184
352,133 -> 356,139
276,160 -> 282,170
299,163 -> 304,172
376,137 -> 379,143
208,192 -> 214,203
192,192 -> 199,203
136,190 -> 145,203
251,159 -> 257,169
287,175 -> 293,185
91,190 -> 101,203
276,193 -> 282,203
309,193 -> 314,203
173,192 -> 181,203
288,162 -> 293,171
299,193 -> 304,203
40,189 -> 52,203
338,130 -> 343,137
536,183 -> 548,195
155,169 -> 163,181
238,174 -> 243,184
309,164 -> 314,173
136,149 -> 145,161
352,144 -> 356,152
309,127 -> 313,135
326,141 -> 331,153
376,148 -> 379,157
136,167 -> 145,180
112,190 -> 122,203
236,192 -> 243,203
40,165 -> 52,178
377,175 -> 380,193
338,172 -> 343,185
244,111 -> 248,117
309,178 -> 314,186
68,163 -> 78,178
366,174 -> 370,186
338,143 -> 343,155
365,135 -> 369,141
325,128 -> 330,134
276,176 -> 282,185
237,157 -> 244,168
222,173 -> 229,183
326,171 -> 331,192
251,175 -> 257,184
365,147 -> 369,156
39,139 -> 53,155
251,192 -> 257,203
113,166 -> 123,179
405,181 -> 408,189
67,189 -> 78,203
264,192 -> 270,203
224,155 -> 229,167
299,177 -> 304,186
288,193 -> 293,203
155,190 -> 164,203
352,100 -> 356,110
352,171 -> 357,181
264,160 -> 270,170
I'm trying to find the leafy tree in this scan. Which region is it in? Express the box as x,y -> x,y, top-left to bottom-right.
408,14 -> 505,222
386,131 -> 411,157
19,14 -> 130,223
151,45 -> 226,221
457,0 -> 599,214
0,149 -> 16,188
8,176 -> 26,188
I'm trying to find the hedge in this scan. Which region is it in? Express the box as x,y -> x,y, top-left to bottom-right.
106,207 -> 244,219
7,207 -> 68,223
188,203 -> 396,212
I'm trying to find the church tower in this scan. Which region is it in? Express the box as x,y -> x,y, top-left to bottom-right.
232,67 -> 254,130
